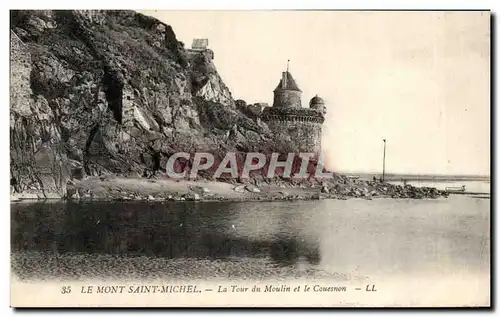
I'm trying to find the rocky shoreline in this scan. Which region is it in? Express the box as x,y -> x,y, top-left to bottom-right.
11,174 -> 450,203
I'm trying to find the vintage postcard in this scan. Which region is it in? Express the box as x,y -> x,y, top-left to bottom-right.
9,9 -> 490,307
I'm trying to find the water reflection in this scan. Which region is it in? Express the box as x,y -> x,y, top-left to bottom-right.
11,201 -> 322,279
11,196 -> 490,281
269,235 -> 321,266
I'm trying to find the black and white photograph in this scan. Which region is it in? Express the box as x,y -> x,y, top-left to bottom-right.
9,9 -> 491,307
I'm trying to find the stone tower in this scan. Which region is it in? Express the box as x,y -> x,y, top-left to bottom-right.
273,71 -> 302,108
262,65 -> 325,154
309,95 -> 326,116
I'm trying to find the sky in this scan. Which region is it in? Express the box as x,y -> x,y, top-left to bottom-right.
139,10 -> 490,176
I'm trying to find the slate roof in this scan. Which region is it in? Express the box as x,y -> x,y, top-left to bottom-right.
274,71 -> 302,92
309,95 -> 325,106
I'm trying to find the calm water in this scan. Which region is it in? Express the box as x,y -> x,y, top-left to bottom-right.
11,195 -> 490,284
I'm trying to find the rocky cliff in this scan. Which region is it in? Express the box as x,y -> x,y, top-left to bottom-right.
10,10 -> 273,197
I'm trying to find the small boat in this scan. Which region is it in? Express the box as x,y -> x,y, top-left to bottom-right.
445,185 -> 466,192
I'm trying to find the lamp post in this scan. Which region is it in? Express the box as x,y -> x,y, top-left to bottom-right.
382,139 -> 386,182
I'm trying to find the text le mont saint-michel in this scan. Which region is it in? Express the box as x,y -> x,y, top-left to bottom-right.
66,283 -> 371,295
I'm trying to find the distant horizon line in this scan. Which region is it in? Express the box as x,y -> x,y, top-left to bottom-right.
336,170 -> 490,178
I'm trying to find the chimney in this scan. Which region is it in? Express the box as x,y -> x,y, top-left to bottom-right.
281,72 -> 288,89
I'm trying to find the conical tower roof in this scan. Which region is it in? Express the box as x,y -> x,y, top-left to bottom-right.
274,71 -> 302,92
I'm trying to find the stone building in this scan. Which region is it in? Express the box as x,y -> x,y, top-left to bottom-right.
185,38 -> 214,60
261,67 -> 325,154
